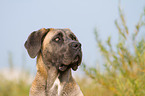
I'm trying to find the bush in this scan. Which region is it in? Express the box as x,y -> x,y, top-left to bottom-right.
82,5 -> 145,96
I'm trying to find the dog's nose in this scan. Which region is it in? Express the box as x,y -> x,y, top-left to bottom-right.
70,42 -> 81,50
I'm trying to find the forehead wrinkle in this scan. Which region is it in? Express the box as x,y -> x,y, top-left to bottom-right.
60,29 -> 79,41
48,29 -> 64,38
56,29 -> 65,36
65,30 -> 78,41
62,29 -> 72,34
60,29 -> 71,40
62,29 -> 74,37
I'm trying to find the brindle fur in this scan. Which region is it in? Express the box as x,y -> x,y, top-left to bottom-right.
25,28 -> 83,96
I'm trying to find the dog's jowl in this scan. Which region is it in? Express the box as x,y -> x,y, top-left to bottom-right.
24,28 -> 83,96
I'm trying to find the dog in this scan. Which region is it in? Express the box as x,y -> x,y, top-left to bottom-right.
24,28 -> 83,96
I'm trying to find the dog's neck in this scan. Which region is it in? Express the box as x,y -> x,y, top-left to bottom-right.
36,53 -> 72,92
30,53 -> 83,96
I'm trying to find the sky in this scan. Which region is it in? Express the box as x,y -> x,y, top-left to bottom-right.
0,0 -> 145,74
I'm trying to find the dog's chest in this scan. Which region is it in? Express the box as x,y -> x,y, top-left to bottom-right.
49,78 -> 63,96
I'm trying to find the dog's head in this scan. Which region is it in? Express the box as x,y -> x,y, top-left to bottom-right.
25,28 -> 82,71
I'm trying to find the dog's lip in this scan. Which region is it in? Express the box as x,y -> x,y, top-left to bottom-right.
72,56 -> 79,64
59,56 -> 80,71
71,56 -> 80,71
59,64 -> 68,71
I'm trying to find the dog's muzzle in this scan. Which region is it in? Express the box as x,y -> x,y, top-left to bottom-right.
59,42 -> 82,71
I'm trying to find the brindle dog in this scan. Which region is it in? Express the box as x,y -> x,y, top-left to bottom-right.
24,28 -> 83,96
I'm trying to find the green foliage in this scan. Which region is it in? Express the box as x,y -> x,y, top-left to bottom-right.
83,6 -> 145,96
77,77 -> 113,96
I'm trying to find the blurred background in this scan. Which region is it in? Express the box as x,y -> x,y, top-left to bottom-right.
0,0 -> 145,96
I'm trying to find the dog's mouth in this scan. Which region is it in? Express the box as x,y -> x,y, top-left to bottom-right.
59,56 -> 81,71
59,64 -> 68,72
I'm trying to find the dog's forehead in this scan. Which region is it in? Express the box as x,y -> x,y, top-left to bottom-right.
47,28 -> 75,37
53,28 -> 73,34
44,28 -> 75,42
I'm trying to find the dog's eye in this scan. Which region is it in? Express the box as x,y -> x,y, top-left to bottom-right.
54,37 -> 61,42
53,33 -> 64,43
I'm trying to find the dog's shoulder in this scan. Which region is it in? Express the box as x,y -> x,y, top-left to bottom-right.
60,77 -> 83,96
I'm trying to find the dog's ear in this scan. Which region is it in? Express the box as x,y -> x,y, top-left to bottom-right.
24,28 -> 51,58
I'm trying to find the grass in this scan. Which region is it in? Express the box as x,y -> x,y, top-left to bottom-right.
0,74 -> 30,96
